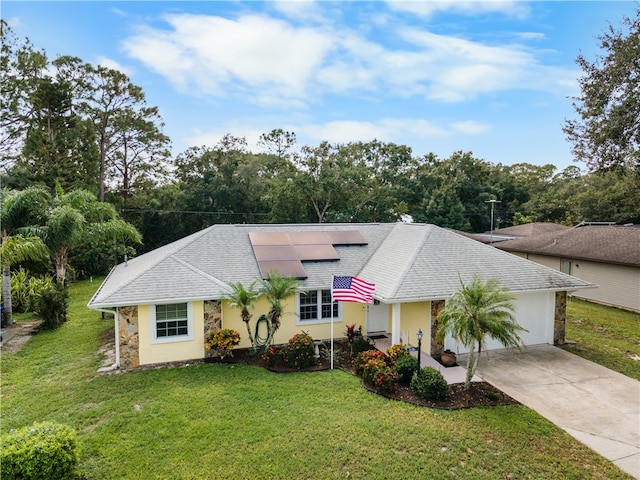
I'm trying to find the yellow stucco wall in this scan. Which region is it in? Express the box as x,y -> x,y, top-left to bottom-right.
138,302 -> 206,366
399,302 -> 430,351
222,295 -> 367,347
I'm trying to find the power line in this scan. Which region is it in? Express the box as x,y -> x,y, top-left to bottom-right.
120,208 -> 270,216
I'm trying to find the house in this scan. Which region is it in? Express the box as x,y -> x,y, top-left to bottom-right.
496,223 -> 640,312
88,223 -> 592,369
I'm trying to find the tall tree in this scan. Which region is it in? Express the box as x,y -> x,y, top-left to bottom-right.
564,8 -> 640,171
19,77 -> 98,194
0,21 -> 48,167
437,275 -> 526,390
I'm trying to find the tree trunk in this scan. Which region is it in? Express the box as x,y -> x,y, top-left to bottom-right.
2,266 -> 14,326
464,343 -> 476,390
54,250 -> 68,285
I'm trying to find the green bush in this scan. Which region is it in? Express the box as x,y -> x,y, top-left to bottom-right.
0,421 -> 79,480
35,284 -> 69,330
393,353 -> 419,385
354,349 -> 387,376
351,336 -> 376,355
8,268 -> 53,313
410,367 -> 448,401
283,332 -> 316,369
362,358 -> 397,393
386,343 -> 408,362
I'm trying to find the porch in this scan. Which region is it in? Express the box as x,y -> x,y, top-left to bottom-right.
372,334 -> 481,385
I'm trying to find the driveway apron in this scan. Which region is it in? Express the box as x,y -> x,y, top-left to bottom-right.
469,345 -> 640,479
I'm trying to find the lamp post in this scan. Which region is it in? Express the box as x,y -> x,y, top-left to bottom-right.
485,199 -> 501,245
416,329 -> 423,371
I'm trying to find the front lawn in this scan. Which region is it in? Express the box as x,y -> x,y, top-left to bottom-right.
565,297 -> 640,381
0,281 -> 633,479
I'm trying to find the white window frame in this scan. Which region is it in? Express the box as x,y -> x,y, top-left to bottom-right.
151,302 -> 194,344
295,290 -> 342,325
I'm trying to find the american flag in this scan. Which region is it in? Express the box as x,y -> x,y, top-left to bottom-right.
332,276 -> 375,303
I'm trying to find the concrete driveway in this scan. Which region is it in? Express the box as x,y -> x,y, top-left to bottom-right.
469,345 -> 640,479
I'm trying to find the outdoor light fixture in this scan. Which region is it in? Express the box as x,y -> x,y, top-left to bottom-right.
416,329 -> 423,370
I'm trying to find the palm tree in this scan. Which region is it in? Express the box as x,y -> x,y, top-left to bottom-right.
1,235 -> 48,326
225,281 -> 260,351
437,275 -> 527,390
260,271 -> 301,350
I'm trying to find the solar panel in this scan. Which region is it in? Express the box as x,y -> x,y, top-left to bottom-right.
249,229 -> 368,278
294,244 -> 340,261
327,230 -> 368,245
288,231 -> 331,245
257,260 -> 308,279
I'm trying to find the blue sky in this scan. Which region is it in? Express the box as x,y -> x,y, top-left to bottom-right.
4,1 -> 637,171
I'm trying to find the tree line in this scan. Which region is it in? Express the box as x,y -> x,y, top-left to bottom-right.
1,11 -> 639,265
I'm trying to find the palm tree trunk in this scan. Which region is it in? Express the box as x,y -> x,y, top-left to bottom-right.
244,321 -> 255,350
263,311 -> 280,352
2,266 -> 14,326
464,342 -> 476,390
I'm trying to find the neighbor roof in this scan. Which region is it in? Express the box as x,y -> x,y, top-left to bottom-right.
497,224 -> 640,267
88,223 -> 592,309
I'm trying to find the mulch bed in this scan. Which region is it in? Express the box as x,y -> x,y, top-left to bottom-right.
225,345 -> 519,410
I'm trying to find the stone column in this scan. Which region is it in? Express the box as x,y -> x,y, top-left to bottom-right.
554,291 -> 567,345
430,300 -> 445,355
118,306 -> 139,369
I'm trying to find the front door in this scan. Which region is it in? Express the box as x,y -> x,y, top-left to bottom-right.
367,301 -> 388,333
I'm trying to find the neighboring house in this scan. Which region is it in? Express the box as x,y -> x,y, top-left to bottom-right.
88,223 -> 592,369
496,223 -> 640,312
463,222 -> 571,245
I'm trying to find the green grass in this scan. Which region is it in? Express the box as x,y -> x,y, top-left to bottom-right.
1,281 -> 633,479
565,298 -> 640,381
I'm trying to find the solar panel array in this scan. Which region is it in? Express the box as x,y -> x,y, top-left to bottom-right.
248,230 -> 367,279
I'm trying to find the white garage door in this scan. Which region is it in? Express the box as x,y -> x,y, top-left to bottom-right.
443,291 -> 555,353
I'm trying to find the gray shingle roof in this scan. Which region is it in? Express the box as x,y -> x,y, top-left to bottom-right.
88,223 -> 592,309
497,224 -> 640,267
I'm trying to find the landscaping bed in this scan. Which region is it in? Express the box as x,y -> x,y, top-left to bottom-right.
226,342 -> 518,410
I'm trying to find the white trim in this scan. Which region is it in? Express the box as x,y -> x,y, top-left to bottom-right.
150,302 -> 194,344
295,290 -> 342,326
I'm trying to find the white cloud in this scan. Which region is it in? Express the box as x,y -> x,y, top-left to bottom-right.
95,56 -> 132,76
122,6 -> 576,109
123,13 -> 333,102
451,120 -> 491,134
386,1 -> 530,19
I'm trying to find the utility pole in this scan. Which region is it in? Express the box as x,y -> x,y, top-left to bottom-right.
486,199 -> 501,245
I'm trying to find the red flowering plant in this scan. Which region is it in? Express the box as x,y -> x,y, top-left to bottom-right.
262,345 -> 282,367
283,332 -> 316,369
354,350 -> 388,376
205,329 -> 241,359
362,358 -> 397,393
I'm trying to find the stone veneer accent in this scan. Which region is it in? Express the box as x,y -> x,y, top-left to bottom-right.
554,291 -> 567,345
203,300 -> 222,357
118,306 -> 139,369
430,300 -> 445,354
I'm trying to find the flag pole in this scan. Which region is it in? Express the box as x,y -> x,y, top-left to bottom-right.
330,275 -> 335,371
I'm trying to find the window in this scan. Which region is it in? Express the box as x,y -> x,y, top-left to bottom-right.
153,303 -> 193,343
297,290 -> 340,324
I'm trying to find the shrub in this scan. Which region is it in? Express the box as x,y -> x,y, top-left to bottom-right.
386,343 -> 408,363
351,336 -> 376,356
354,350 -> 387,376
410,367 -> 448,401
0,421 -> 79,480
262,345 -> 282,367
393,353 -> 419,384
35,284 -> 68,330
283,332 -> 316,369
362,358 -> 397,393
205,329 -> 241,358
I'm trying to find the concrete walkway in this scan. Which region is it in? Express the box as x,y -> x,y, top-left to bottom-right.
463,345 -> 640,479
